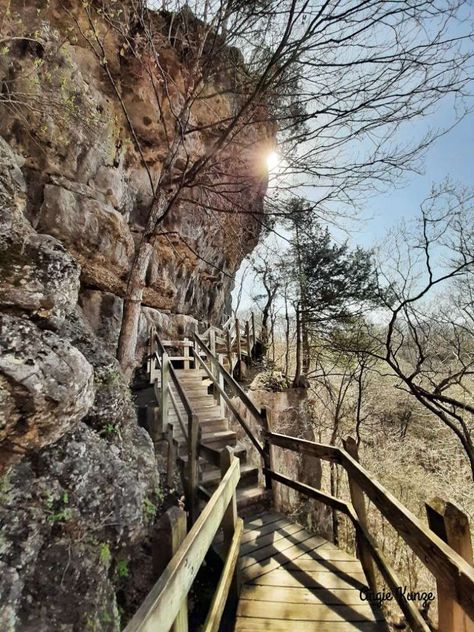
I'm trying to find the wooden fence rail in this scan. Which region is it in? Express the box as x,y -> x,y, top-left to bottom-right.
266,431 -> 474,630
152,332 -> 200,523
124,455 -> 241,632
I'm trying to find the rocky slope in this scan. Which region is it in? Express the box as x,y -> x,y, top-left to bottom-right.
0,2 -> 271,630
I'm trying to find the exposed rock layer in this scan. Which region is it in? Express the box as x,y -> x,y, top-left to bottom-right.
0,0 -> 270,326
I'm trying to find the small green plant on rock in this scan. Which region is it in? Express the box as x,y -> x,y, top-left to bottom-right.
99,423 -> 117,438
117,559 -> 129,578
99,543 -> 111,565
143,497 -> 157,520
45,489 -> 72,523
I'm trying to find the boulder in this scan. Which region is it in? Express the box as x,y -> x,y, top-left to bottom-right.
0,314 -> 95,471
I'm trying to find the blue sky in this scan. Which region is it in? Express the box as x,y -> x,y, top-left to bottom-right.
234,102 -> 473,310
352,104 -> 474,250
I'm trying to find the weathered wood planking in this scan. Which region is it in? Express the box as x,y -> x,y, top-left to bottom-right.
235,511 -> 388,632
235,620 -> 384,632
268,431 -> 474,620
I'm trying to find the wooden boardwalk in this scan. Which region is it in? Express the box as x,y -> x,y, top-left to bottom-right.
234,511 -> 388,632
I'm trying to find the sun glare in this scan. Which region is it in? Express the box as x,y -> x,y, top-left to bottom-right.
266,150 -> 280,172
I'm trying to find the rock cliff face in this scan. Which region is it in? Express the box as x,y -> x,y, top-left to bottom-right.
0,2 -> 270,630
0,0 -> 270,338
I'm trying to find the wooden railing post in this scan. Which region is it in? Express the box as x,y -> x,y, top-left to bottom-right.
226,329 -> 233,372
183,337 -> 190,370
217,354 -> 225,415
209,329 -> 222,409
220,447 -> 240,605
235,318 -> 242,364
160,351 -> 170,430
342,437 -> 377,594
245,320 -> 251,362
152,507 -> 188,632
426,498 -> 474,632
166,423 -> 177,487
261,407 -> 274,492
209,328 -> 216,355
188,413 -> 200,525
251,312 -> 256,356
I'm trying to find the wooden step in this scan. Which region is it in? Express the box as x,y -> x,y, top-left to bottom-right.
201,464 -> 259,490
237,487 -> 272,514
178,455 -> 215,473
169,410 -> 225,424
200,442 -> 248,467
201,429 -> 237,448
173,422 -> 230,445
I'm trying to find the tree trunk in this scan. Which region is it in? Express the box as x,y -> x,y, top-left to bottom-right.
284,292 -> 290,377
117,241 -> 154,379
293,305 -> 302,387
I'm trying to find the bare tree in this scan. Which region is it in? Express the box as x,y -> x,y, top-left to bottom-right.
361,184 -> 474,478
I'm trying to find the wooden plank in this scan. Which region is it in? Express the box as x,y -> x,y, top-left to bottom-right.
241,537 -> 328,581
282,559 -> 364,574
248,570 -> 368,591
234,618 -> 385,632
244,511 -> 283,529
240,518 -> 294,545
240,523 -> 307,556
268,431 -> 474,620
241,531 -> 326,569
123,458 -> 240,632
236,600 -> 383,622
240,584 -> 372,605
203,518 -> 243,632
268,432 -> 340,463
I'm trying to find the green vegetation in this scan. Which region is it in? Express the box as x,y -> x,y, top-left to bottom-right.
143,497 -> 157,520
116,559 -> 129,578
99,543 -> 111,565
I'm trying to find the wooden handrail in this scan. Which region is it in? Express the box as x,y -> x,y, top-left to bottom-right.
267,431 -> 474,622
263,466 -> 431,632
124,457 -> 240,632
153,332 -> 200,521
193,349 -> 265,457
193,333 -> 263,422
154,337 -> 194,420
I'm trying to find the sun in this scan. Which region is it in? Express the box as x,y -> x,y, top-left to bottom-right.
266,150 -> 280,171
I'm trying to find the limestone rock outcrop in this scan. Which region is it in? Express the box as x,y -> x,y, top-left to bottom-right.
0,313 -> 95,470
0,0 -> 270,328
0,117 -> 160,631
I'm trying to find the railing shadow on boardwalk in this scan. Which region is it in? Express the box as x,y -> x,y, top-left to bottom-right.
239,518 -> 385,631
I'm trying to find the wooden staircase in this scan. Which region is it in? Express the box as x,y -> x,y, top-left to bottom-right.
167,368 -> 270,513
135,315 -> 271,518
